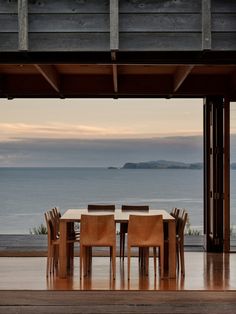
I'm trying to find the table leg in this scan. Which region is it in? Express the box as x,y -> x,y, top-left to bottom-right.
168,220 -> 176,278
59,220 -> 67,278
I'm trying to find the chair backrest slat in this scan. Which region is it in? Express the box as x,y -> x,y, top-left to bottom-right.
121,205 -> 149,211
87,204 -> 115,211
177,212 -> 188,238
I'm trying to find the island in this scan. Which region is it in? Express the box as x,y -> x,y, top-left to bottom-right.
122,160 -> 203,169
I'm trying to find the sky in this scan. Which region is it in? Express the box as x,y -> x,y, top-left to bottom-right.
0,98 -> 236,167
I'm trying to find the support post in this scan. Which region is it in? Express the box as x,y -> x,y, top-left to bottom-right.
224,97 -> 230,252
203,96 -> 230,252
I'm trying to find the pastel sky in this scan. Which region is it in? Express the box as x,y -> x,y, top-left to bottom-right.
0,98 -> 235,166
0,98 -> 203,140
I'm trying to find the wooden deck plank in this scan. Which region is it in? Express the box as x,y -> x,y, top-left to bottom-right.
0,291 -> 236,314
0,252 -> 236,291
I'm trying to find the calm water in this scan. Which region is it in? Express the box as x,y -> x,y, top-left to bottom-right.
0,167 -> 235,234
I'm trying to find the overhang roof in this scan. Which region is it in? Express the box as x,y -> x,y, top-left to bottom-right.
0,0 -> 235,100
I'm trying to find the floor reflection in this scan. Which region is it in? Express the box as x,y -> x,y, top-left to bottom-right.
1,252 -> 236,290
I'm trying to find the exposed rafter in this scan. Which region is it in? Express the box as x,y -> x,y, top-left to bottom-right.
111,51 -> 118,94
112,64 -> 118,94
173,65 -> 194,93
34,64 -> 61,94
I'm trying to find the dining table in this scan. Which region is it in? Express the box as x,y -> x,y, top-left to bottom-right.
58,209 -> 176,279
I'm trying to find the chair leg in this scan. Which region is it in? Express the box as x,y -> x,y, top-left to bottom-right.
176,244 -> 179,272
128,246 -> 131,280
80,245 -> 83,279
46,245 -> 51,277
53,245 -> 59,274
70,243 -> 74,271
46,256 -> 49,277
87,247 -> 92,274
122,233 -> 126,260
145,247 -> 149,276
153,247 -> 157,277
159,245 -> 164,279
110,246 -> 112,261
180,242 -> 185,276
112,245 -> 116,280
52,245 -> 56,275
120,228 -> 123,259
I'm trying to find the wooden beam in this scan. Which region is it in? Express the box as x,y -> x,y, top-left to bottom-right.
173,65 -> 194,93
110,0 -> 119,51
202,0 -> 212,50
34,65 -> 61,94
112,64 -> 118,93
18,0 -> 28,51
111,51 -> 118,94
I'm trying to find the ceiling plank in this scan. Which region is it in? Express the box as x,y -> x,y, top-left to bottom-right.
34,64 -> 60,94
173,65 -> 194,93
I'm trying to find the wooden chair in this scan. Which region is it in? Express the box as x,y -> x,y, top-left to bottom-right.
120,205 -> 149,259
80,214 -> 116,280
44,209 -> 80,277
127,214 -> 164,280
45,211 -> 59,276
176,211 -> 188,276
170,207 -> 180,219
87,204 -> 115,260
87,204 -> 115,211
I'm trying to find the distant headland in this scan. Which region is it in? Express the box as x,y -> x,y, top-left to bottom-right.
108,160 -> 236,170
122,160 -> 203,169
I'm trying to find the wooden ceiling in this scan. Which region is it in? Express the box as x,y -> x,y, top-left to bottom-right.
0,63 -> 235,100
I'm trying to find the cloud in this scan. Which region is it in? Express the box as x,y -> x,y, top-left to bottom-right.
0,123 -> 117,139
0,122 -> 202,142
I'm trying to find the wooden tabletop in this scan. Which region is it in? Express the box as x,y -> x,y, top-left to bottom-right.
61,209 -> 174,223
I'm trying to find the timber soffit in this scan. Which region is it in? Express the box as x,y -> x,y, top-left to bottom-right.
0,0 -> 235,98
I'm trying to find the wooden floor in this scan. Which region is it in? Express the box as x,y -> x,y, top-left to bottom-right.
0,252 -> 236,290
1,290 -> 236,314
1,253 -> 236,313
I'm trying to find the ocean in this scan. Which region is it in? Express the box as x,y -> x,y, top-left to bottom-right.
0,167 -> 235,234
